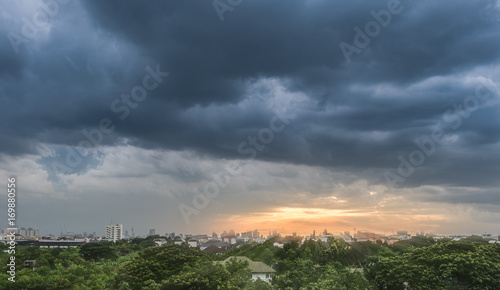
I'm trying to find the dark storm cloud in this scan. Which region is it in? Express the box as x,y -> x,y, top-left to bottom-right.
0,0 -> 499,189
409,187 -> 500,206
37,145 -> 104,183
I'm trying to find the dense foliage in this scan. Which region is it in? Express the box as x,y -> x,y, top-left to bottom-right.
0,235 -> 498,289
371,241 -> 500,289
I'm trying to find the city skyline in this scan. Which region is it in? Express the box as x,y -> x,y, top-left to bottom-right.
6,222 -> 500,239
1,0 -> 500,238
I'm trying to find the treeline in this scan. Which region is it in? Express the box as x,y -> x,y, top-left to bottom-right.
0,235 -> 499,289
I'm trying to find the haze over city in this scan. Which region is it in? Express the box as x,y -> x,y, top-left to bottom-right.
1,0 -> 500,238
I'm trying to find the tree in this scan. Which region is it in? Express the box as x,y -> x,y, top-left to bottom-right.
113,243 -> 207,289
325,237 -> 350,263
162,259 -> 251,289
80,242 -> 118,262
306,264 -> 372,289
372,242 -> 500,289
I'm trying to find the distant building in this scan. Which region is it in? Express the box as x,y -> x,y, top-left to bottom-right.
200,240 -> 229,250
482,233 -> 499,241
394,231 -> 411,241
273,242 -> 284,248
238,229 -> 259,239
153,238 -> 168,246
222,237 -> 237,244
202,246 -> 227,255
173,236 -> 184,245
241,231 -> 253,238
385,238 -> 399,245
105,224 -> 123,242
24,260 -> 36,270
148,229 -> 156,236
16,239 -> 86,248
253,238 -> 267,243
18,227 -> 27,237
221,230 -> 236,239
334,234 -> 353,243
15,227 -> 40,238
356,231 -> 376,242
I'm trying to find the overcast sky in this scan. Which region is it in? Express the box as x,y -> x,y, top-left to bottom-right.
1,0 -> 500,237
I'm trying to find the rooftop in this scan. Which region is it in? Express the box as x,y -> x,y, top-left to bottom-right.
220,256 -> 276,273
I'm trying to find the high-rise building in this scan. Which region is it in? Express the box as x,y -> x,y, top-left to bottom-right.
148,229 -> 156,236
241,231 -> 252,238
19,227 -> 27,236
105,224 -> 123,242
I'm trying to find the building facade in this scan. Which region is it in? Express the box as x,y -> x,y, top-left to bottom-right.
105,224 -> 123,242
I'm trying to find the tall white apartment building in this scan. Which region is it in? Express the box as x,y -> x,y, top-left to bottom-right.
105,223 -> 123,242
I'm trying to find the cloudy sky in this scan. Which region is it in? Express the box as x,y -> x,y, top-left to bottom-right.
1,0 -> 500,237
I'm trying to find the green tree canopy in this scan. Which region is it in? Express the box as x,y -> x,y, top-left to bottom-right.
372,242 -> 500,289
113,243 -> 207,289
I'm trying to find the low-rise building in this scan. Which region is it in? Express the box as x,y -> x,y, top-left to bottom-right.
216,256 -> 276,283
202,245 -> 228,255
153,238 -> 168,246
200,240 -> 229,250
